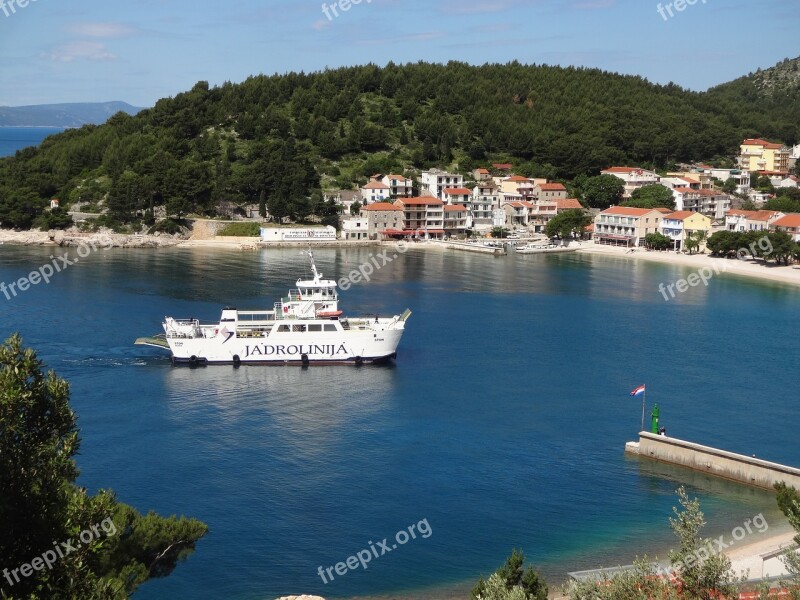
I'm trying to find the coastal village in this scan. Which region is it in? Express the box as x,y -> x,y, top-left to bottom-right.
316,138 -> 800,252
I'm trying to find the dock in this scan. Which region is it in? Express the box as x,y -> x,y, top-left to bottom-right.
625,432 -> 800,491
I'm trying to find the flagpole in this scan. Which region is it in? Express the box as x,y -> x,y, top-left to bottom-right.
641,387 -> 646,433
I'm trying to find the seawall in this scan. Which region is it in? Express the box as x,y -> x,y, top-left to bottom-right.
625,432 -> 800,491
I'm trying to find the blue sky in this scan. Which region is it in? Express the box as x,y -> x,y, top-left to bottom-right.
0,0 -> 797,107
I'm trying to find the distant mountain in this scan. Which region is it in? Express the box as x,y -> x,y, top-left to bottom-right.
0,102 -> 146,127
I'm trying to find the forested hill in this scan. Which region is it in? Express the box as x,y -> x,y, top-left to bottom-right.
0,60 -> 797,230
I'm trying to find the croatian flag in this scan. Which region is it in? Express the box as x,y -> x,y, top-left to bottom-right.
630,385 -> 646,397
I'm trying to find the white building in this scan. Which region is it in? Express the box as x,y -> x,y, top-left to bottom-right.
340,217 -> 369,240
421,169 -> 464,200
381,174 -> 413,199
470,183 -> 499,231
360,181 -> 391,204
601,167 -> 661,199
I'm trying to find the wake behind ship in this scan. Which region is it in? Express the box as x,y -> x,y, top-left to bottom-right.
135,252 -> 411,366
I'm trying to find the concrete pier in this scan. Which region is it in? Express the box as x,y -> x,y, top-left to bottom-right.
625,432 -> 800,491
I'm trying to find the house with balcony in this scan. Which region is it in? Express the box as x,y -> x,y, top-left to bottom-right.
503,201 -> 534,229
394,196 -> 445,239
725,209 -> 783,232
528,201 -> 558,232
671,188 -> 730,219
771,213 -> 800,241
443,204 -> 468,237
381,174 -> 413,199
468,183 -> 499,231
659,211 -> 713,251
601,167 -> 661,198
420,169 -> 464,200
362,202 -> 404,240
593,206 -> 665,247
360,180 -> 391,204
739,138 -> 790,174
442,187 -> 472,206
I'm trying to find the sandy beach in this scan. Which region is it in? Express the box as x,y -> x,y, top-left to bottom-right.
575,242 -> 800,290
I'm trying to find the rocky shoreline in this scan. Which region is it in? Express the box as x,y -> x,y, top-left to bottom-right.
0,228 -> 186,248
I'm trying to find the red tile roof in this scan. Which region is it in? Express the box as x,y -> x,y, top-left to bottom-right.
602,166 -> 640,174
443,187 -> 472,195
654,207 -> 673,214
492,163 -> 513,169
364,202 -> 403,211
386,174 -> 409,182
444,204 -> 467,211
555,198 -> 583,210
773,213 -> 800,228
538,183 -> 567,191
395,197 -> 444,206
475,168 -> 489,173
726,209 -> 779,221
362,181 -> 389,190
742,138 -> 784,150
601,206 -> 661,217
664,211 -> 697,221
507,175 -> 530,182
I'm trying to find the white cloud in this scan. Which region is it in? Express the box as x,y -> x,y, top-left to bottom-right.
66,22 -> 139,38
42,41 -> 118,63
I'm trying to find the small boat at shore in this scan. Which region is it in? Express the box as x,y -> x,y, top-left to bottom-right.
135,252 -> 411,366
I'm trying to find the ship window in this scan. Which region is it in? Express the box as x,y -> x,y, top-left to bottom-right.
308,324 -> 322,332
292,324 -> 306,332
324,324 -> 338,332
277,325 -> 290,332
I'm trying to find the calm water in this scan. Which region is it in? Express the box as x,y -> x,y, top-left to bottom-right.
0,246 -> 797,599
0,126 -> 66,157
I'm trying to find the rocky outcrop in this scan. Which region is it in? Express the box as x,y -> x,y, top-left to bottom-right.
0,228 -> 185,248
275,596 -> 326,600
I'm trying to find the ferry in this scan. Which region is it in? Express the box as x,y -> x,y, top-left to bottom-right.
135,252 -> 411,366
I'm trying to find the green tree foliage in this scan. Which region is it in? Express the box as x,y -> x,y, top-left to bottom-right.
0,62 -> 796,229
32,207 -> 74,230
567,487 -> 743,600
580,174 -> 625,209
622,184 -> 675,210
0,335 -> 208,599
644,232 -> 673,250
764,188 -> 800,213
544,209 -> 591,239
706,230 -> 793,264
472,549 -> 547,600
774,483 -> 800,590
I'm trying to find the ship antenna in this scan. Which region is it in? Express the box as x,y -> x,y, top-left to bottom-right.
307,249 -> 321,282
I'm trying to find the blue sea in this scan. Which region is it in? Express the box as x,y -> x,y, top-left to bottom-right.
0,246 -> 797,599
0,126 -> 66,157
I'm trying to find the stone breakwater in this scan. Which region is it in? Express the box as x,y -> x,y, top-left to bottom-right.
0,229 -> 185,248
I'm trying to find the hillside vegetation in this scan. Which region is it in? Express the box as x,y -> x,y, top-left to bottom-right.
0,60 -> 798,230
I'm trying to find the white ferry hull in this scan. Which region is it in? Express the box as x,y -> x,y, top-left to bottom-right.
166,327 -> 405,365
